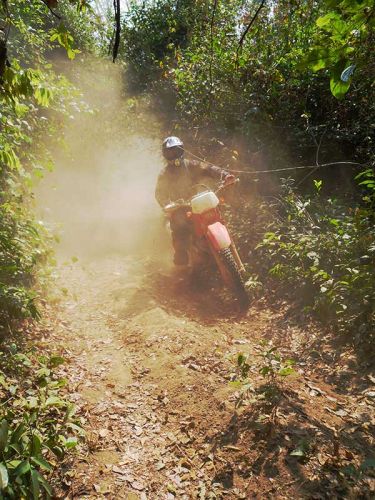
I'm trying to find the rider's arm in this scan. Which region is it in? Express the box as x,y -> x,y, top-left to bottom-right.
188,159 -> 231,181
155,170 -> 170,207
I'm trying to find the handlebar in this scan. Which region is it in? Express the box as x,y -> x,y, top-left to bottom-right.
215,177 -> 239,195
163,199 -> 191,214
163,178 -> 239,214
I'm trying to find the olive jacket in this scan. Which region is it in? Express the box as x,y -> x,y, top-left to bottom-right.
155,159 -> 229,208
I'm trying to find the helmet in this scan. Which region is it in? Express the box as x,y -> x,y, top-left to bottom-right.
162,136 -> 184,161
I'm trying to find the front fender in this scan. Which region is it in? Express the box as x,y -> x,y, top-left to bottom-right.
207,222 -> 231,251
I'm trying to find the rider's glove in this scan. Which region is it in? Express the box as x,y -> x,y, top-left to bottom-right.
224,173 -> 236,184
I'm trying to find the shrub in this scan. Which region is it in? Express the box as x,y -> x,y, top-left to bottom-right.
256,175 -> 375,345
0,347 -> 84,498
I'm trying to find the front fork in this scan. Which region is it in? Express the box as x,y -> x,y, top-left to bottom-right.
206,221 -> 246,275
230,242 -> 246,275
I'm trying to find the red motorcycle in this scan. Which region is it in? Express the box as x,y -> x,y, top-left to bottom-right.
164,179 -> 248,305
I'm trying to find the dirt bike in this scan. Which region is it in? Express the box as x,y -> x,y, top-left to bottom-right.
164,179 -> 248,305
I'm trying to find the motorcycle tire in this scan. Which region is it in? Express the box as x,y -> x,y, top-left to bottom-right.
219,247 -> 249,306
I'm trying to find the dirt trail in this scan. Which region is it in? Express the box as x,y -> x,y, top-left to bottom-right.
33,64 -> 373,497
39,250 -> 374,500
48,255 -> 263,498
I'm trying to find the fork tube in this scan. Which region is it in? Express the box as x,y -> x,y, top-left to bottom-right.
231,243 -> 246,274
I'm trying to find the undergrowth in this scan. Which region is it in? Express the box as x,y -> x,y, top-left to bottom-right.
0,341 -> 84,498
230,342 -> 296,415
254,174 -> 375,348
0,2 -> 100,497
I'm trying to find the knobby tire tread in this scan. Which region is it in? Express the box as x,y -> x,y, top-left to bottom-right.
220,247 -> 249,305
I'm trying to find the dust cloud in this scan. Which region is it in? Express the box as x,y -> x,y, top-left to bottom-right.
35,59 -> 171,262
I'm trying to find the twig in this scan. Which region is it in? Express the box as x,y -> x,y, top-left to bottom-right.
209,0 -> 219,102
236,0 -> 266,67
297,127 -> 327,187
315,127 -> 327,166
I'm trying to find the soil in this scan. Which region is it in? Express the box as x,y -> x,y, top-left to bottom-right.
36,254 -> 375,499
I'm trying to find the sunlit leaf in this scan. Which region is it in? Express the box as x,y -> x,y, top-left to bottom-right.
0,463 -> 8,490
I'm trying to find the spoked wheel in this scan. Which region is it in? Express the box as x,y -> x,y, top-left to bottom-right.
218,247 -> 249,307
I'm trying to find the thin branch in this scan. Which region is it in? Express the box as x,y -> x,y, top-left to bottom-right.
40,0 -> 61,20
236,0 -> 266,67
112,0 -> 121,62
297,127 -> 328,186
209,0 -> 218,99
0,0 -> 10,77
315,127 -> 327,167
1,0 -> 11,42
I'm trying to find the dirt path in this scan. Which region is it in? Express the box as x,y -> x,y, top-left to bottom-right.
39,254 -> 374,499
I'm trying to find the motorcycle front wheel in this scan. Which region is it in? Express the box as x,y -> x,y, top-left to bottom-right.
217,247 -> 249,306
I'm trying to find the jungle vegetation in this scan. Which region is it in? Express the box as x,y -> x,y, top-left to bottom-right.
0,0 -> 374,496
119,0 -> 374,345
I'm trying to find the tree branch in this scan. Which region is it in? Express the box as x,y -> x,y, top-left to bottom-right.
112,0 -> 121,62
236,0 -> 266,66
209,0 -> 218,103
40,0 -> 62,20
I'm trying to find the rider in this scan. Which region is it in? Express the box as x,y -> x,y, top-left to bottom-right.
155,136 -> 235,266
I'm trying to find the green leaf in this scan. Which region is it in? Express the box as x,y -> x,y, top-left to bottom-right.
31,456 -> 53,472
49,356 -> 64,368
355,169 -> 373,180
278,366 -> 296,377
31,434 -> 41,456
27,397 -> 39,409
45,396 -> 65,407
290,447 -> 305,457
330,60 -> 351,99
33,470 -> 52,497
31,469 -> 40,500
290,439 -> 309,457
0,463 -> 8,490
316,12 -> 339,28
10,424 -> 26,445
13,353 -> 32,366
6,460 -> 21,469
0,420 -> 9,453
14,460 -> 30,477
64,437 -> 78,449
237,353 -> 246,366
330,75 -> 350,99
228,380 -> 242,389
36,367 -> 51,378
301,47 -> 331,72
359,180 -> 375,187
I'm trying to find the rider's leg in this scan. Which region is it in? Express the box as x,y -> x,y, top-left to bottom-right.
171,230 -> 190,266
169,212 -> 192,266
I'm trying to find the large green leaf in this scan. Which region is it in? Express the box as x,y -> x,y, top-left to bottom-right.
330,60 -> 351,99
30,469 -> 40,500
34,470 -> 52,498
31,456 -> 52,472
316,12 -> 340,28
0,463 -> 8,490
14,460 -> 30,477
300,47 -> 332,72
10,424 -> 26,445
